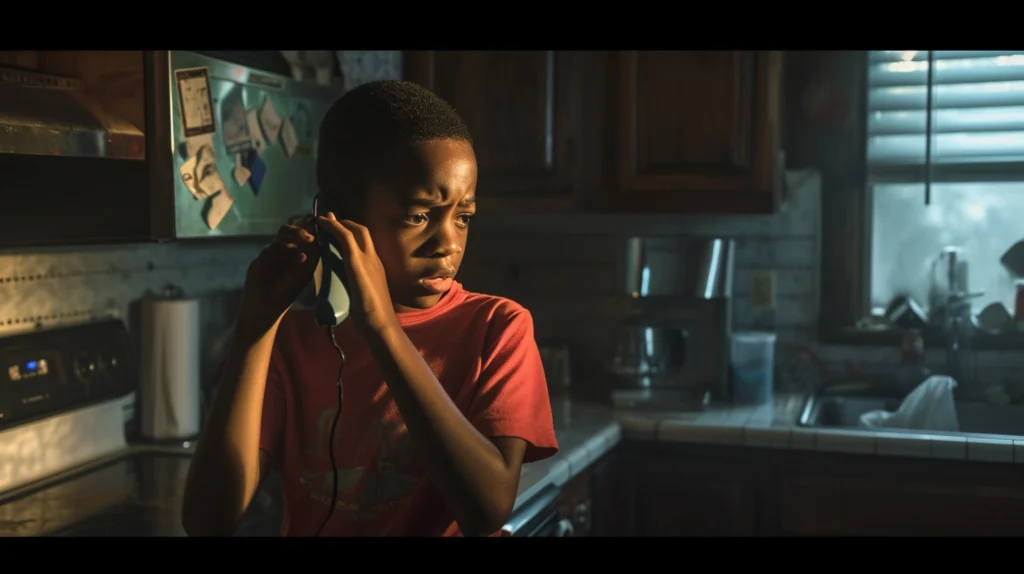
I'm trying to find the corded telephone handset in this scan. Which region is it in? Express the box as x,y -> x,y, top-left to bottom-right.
311,192 -> 348,537
312,193 -> 351,327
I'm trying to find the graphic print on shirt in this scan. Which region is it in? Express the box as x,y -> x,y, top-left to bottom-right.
298,406 -> 419,522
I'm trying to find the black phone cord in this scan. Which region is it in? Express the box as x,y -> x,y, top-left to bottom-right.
315,325 -> 345,537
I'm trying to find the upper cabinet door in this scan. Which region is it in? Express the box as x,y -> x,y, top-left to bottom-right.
404,51 -> 581,212
608,51 -> 783,214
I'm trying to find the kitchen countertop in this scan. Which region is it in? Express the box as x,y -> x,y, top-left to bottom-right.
7,391 -> 1024,537
609,392 -> 1024,465
0,398 -> 628,537
512,392 -> 1024,509
511,399 -> 622,512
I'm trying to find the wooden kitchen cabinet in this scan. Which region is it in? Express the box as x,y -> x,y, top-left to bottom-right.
594,441 -> 1024,536
771,454 -> 1024,536
590,444 -> 757,536
605,51 -> 783,214
403,51 -> 582,213
557,466 -> 593,537
403,50 -> 783,216
628,452 -> 756,536
589,451 -> 633,536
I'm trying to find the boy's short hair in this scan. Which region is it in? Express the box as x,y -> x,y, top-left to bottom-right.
316,79 -> 473,210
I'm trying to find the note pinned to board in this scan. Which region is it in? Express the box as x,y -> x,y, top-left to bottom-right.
179,143 -> 220,200
175,67 -> 216,138
198,164 -> 227,199
246,108 -> 267,154
245,149 -> 267,195
233,153 -> 251,186
259,98 -> 282,145
220,88 -> 252,155
281,116 -> 298,159
185,133 -> 214,159
204,189 -> 234,230
180,155 -> 201,199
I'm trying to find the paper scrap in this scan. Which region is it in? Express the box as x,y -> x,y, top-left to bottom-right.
246,108 -> 267,154
196,144 -> 224,197
179,143 -> 219,201
179,155 -> 201,199
246,149 -> 266,195
281,117 -> 298,159
315,67 -> 332,86
175,67 -> 216,137
185,133 -> 214,159
220,89 -> 252,155
291,103 -> 310,139
198,166 -> 227,199
259,98 -> 282,145
233,153 -> 251,186
204,189 -> 234,230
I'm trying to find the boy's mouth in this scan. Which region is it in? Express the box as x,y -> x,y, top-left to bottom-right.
419,271 -> 454,295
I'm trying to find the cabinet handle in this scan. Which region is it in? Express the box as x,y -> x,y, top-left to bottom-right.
575,501 -> 591,526
556,518 -> 575,537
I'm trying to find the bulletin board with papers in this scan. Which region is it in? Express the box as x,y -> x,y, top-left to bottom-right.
168,51 -> 343,239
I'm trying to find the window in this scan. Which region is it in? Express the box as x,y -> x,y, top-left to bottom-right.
867,50 -> 1024,320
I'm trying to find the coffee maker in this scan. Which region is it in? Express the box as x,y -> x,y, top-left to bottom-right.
608,236 -> 735,410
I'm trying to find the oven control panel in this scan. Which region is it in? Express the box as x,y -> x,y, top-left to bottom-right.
0,319 -> 135,431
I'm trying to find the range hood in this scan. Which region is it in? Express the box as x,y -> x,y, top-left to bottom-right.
0,66 -> 145,160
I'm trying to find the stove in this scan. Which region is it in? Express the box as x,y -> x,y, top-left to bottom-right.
0,450 -> 192,536
0,320 -> 283,537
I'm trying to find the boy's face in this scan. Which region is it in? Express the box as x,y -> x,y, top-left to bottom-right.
360,138 -> 478,311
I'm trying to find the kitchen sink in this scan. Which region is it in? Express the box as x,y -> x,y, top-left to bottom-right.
798,394 -> 1024,438
798,396 -> 901,428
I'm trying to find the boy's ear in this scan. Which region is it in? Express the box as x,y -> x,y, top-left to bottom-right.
334,192 -> 368,225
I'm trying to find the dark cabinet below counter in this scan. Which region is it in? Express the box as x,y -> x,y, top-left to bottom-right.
589,441 -> 1024,537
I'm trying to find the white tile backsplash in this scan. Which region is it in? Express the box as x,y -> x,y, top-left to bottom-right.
0,242 -> 261,338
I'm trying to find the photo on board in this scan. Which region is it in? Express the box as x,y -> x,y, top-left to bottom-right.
220,85 -> 252,156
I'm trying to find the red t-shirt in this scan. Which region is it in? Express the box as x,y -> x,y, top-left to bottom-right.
259,281 -> 559,537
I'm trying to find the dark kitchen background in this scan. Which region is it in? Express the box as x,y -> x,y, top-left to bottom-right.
4,50 -> 1024,538
2,51 -> 1018,395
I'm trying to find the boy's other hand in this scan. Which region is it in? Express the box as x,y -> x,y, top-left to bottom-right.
316,213 -> 399,337
239,216 -> 319,336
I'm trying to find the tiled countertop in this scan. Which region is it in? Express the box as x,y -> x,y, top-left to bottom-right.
623,392 -> 1024,465
512,399 -> 622,511
515,393 -> 1024,513
10,392 -> 1024,536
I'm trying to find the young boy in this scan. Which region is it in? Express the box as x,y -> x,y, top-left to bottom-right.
181,80 -> 559,537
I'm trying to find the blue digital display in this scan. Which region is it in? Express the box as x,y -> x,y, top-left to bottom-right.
7,358 -> 47,381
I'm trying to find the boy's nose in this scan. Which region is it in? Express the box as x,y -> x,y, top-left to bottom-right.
428,226 -> 463,258
429,239 -> 463,258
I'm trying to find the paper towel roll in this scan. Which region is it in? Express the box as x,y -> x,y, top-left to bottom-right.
139,295 -> 202,441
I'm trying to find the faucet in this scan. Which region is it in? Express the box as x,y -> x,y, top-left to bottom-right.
934,248 -> 983,386
943,292 -> 976,384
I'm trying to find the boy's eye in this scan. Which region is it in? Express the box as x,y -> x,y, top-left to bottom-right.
456,214 -> 474,227
406,213 -> 428,225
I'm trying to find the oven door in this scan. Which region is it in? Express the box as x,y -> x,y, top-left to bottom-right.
501,485 -> 574,537
0,50 -> 174,249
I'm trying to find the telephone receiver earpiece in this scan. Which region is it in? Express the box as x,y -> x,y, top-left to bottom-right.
313,192 -> 351,327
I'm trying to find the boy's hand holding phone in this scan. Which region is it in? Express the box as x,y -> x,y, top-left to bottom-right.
316,212 -> 399,337
239,215 -> 319,336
